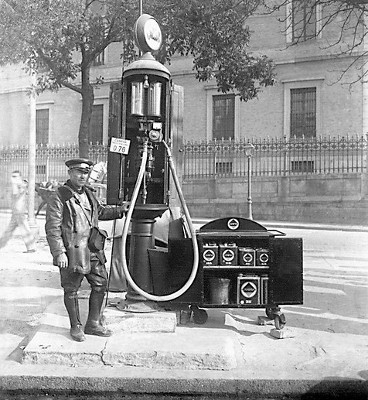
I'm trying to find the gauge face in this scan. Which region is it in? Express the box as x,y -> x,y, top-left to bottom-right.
134,14 -> 162,53
143,18 -> 162,52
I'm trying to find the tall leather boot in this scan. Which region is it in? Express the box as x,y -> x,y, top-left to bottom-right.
84,290 -> 112,337
64,292 -> 86,342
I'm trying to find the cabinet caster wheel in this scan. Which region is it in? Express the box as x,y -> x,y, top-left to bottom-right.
191,306 -> 208,325
274,314 -> 286,330
179,309 -> 192,325
265,307 -> 275,319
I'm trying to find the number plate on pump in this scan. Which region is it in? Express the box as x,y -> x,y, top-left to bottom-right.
110,138 -> 131,155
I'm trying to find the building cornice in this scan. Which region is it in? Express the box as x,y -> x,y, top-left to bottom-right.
0,87 -> 29,95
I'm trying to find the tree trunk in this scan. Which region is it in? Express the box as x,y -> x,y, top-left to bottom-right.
78,66 -> 94,158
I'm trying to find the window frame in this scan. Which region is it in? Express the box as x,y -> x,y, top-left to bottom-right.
90,104 -> 104,144
205,86 -> 240,141
36,108 -> 50,145
212,94 -> 236,140
92,48 -> 107,66
290,87 -> 317,138
282,79 -> 323,138
286,0 -> 322,43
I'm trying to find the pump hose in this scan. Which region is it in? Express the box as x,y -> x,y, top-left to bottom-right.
120,140 -> 199,302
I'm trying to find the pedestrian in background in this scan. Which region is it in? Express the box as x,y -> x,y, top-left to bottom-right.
45,158 -> 128,342
0,170 -> 36,253
35,179 -> 60,216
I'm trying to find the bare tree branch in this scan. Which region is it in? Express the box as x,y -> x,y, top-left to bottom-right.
264,0 -> 368,82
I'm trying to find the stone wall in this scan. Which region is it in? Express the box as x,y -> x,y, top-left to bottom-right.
182,173 -> 368,225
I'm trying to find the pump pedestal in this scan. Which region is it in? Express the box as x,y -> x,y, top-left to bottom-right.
123,204 -> 167,313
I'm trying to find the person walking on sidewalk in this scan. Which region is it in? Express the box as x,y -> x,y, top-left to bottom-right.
0,170 -> 36,253
45,158 -> 128,342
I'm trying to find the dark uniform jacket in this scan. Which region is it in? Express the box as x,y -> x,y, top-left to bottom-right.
45,180 -> 125,272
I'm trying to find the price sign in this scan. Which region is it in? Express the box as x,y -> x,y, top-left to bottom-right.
110,138 -> 130,155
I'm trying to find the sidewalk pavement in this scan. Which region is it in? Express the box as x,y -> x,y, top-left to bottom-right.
0,212 -> 367,398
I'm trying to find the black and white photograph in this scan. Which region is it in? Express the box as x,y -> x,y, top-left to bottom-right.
0,1 -> 367,399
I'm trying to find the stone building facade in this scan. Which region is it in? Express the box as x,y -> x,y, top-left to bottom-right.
0,3 -> 366,147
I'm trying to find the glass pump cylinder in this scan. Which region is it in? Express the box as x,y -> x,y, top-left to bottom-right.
147,82 -> 162,117
131,82 -> 144,116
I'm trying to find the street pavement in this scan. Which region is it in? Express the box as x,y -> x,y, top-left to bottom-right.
0,211 -> 367,399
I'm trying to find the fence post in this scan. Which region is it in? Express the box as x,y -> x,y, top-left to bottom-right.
283,135 -> 287,176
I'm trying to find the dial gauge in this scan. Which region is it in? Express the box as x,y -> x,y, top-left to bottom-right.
134,14 -> 162,53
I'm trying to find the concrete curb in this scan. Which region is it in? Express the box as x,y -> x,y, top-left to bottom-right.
0,376 -> 367,398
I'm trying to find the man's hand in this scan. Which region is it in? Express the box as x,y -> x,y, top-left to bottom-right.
56,253 -> 68,269
121,202 -> 129,214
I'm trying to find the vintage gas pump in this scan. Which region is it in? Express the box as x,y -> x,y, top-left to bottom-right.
107,14 -> 199,312
106,16 -> 303,327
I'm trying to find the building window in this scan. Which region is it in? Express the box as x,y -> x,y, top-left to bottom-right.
92,50 -> 105,66
216,161 -> 233,175
36,165 -> 47,175
292,0 -> 317,42
212,95 -> 235,140
90,104 -> 104,144
290,87 -> 316,138
36,109 -> 49,145
291,160 -> 315,173
90,0 -> 107,66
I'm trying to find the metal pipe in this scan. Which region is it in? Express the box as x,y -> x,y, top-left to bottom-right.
247,155 -> 253,220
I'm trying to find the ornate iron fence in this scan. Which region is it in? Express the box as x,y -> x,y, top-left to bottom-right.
183,135 -> 368,179
0,135 -> 366,187
0,143 -> 108,185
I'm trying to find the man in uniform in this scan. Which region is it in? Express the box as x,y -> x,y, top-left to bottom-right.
45,158 -> 128,342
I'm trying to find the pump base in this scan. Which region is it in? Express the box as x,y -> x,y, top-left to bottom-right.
119,299 -> 158,313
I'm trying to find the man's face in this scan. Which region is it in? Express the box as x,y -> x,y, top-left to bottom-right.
68,168 -> 89,189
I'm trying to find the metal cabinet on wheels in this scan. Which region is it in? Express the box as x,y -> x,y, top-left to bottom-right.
166,217 -> 303,329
